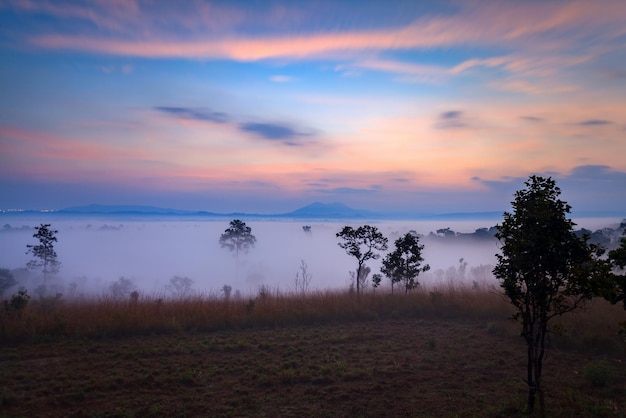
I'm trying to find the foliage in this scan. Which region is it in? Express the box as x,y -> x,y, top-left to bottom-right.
371,273 -> 382,289
294,259 -> 312,294
600,234 -> 626,308
26,224 -> 60,284
222,285 -> 232,299
493,175 -> 601,416
166,276 -> 194,298
108,277 -> 137,300
0,268 -> 17,298
219,219 -> 256,261
336,225 -> 388,296
3,288 -> 30,316
381,232 -> 430,294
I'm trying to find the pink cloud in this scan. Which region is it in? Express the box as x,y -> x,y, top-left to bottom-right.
22,1 -> 625,62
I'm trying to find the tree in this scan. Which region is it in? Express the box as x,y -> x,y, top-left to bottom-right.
294,259 -> 312,294
108,277 -> 137,299
167,276 -> 194,298
221,284 -> 232,299
0,268 -> 17,298
608,236 -> 626,308
596,233 -> 626,309
26,224 -> 60,284
337,225 -> 388,296
597,235 -> 626,340
381,233 -> 430,294
219,219 -> 256,262
349,265 -> 371,292
493,176 -> 600,416
371,273 -> 383,289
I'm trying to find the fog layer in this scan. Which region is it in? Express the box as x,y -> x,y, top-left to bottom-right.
0,217 -> 622,297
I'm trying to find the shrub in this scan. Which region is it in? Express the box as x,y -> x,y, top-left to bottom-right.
3,288 -> 30,315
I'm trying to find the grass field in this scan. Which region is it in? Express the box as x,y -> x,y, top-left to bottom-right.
1,285 -> 624,417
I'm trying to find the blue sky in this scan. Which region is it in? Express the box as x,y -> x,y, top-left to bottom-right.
1,0 -> 625,215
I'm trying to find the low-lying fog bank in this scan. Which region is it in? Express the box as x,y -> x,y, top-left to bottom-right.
1,216 -> 624,298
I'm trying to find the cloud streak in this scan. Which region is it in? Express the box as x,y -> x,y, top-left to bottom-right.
23,2 -> 626,61
155,106 -> 228,124
239,122 -> 313,145
435,111 -> 467,129
153,106 -> 318,147
578,119 -> 612,126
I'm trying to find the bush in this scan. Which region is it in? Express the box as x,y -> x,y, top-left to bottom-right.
3,288 -> 30,315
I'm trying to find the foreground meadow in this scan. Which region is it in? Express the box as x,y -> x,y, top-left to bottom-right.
1,287 -> 624,417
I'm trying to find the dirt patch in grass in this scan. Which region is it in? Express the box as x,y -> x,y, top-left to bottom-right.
1,317 -> 624,417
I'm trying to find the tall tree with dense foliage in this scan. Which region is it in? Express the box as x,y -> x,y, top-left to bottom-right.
219,219 -> 256,262
493,176 -> 600,416
381,233 -> 430,294
26,224 -> 60,285
337,225 -> 388,296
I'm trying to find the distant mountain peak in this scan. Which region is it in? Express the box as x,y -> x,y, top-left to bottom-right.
284,202 -> 375,219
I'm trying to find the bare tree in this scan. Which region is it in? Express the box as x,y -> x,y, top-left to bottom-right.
294,259 -> 312,294
167,276 -> 194,298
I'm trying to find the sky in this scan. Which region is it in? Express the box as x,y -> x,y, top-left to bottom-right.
1,0 -> 625,216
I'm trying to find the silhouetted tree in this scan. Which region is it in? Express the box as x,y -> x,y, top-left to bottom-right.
381,233 -> 430,294
371,273 -> 383,289
337,225 -> 388,296
26,224 -> 60,285
219,219 -> 256,262
221,284 -> 232,300
493,176 -> 601,416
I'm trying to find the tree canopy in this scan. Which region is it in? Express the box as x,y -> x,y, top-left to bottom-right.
381,233 -> 430,294
219,219 -> 257,261
26,224 -> 60,284
337,225 -> 388,296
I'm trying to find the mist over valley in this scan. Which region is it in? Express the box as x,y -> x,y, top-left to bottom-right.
2,205 -> 623,299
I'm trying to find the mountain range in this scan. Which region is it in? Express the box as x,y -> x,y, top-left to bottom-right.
5,202 -> 620,220
49,202 -> 503,220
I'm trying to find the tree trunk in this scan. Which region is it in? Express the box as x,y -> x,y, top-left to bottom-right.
527,342 -> 536,414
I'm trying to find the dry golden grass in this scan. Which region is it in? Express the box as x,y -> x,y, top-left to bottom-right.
2,283 -> 624,355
